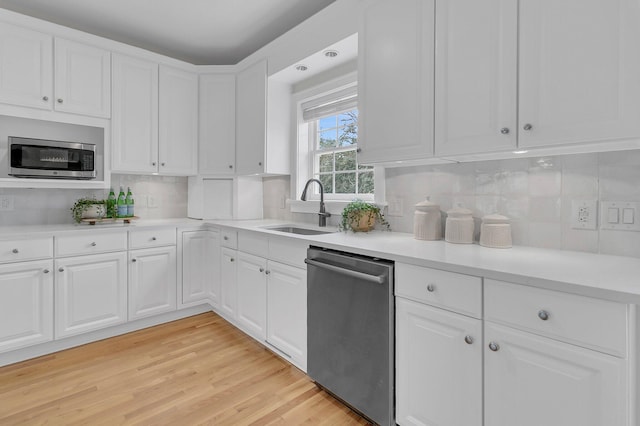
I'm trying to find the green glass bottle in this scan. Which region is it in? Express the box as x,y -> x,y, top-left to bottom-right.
107,188 -> 116,218
125,187 -> 134,218
117,186 -> 127,218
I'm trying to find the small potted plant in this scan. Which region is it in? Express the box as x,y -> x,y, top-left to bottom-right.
70,197 -> 106,223
339,200 -> 390,232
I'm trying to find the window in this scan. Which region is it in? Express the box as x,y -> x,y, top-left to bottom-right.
310,109 -> 374,197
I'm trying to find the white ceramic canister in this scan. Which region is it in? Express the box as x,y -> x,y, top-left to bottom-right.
445,205 -> 474,244
480,213 -> 512,248
413,197 -> 442,240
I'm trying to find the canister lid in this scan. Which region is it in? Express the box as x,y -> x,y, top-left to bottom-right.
446,204 -> 472,218
482,213 -> 510,224
415,196 -> 439,212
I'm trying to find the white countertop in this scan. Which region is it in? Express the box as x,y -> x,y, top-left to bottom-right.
2,218 -> 639,304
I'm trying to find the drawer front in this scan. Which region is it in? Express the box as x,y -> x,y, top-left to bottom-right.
129,228 -> 176,249
237,231 -> 268,258
221,229 -> 238,249
485,279 -> 628,357
0,237 -> 53,263
55,232 -> 127,257
395,263 -> 482,318
268,236 -> 308,269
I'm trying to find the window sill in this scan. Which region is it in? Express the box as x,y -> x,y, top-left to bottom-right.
288,199 -> 387,216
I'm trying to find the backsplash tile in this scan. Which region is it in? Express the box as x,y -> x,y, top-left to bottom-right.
264,150 -> 640,258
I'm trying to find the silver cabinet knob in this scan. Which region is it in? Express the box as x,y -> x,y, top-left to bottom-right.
42,96 -> 49,101
488,342 -> 500,352
538,310 -> 550,321
265,270 -> 271,275
12,248 -> 18,254
151,237 -> 157,241
57,98 -> 63,104
426,284 -> 435,292
161,162 -> 165,166
58,267 -> 65,272
43,269 -> 50,274
500,127 -> 510,135
223,236 -> 229,240
523,123 -> 533,131
464,335 -> 474,345
131,258 -> 137,263
152,162 -> 157,166
259,268 -> 264,272
228,165 -> 233,169
90,242 -> 97,247
230,258 -> 235,262
258,162 -> 262,166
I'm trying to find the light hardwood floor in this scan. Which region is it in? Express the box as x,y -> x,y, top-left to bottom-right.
0,312 -> 370,425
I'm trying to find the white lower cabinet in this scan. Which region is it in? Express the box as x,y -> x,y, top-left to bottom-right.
236,251 -> 267,340
266,260 -> 307,370
128,246 -> 177,320
181,230 -> 220,307
220,247 -> 237,320
0,260 -> 53,353
55,252 -> 127,338
396,297 -> 482,426
484,322 -> 626,426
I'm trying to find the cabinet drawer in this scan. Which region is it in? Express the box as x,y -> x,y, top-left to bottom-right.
237,231 -> 268,257
0,237 -> 53,263
395,263 -> 482,318
485,279 -> 628,357
129,228 -> 176,249
221,229 -> 238,249
55,231 -> 127,257
268,236 -> 308,269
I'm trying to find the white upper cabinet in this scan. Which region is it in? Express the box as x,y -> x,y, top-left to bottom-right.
435,0 -> 640,156
112,53 -> 159,174
54,38 -> 111,118
0,22 -> 52,110
236,59 -> 290,175
199,73 -> 236,175
357,0 -> 435,164
159,65 -> 198,175
434,0 -> 518,156
518,0 -> 640,149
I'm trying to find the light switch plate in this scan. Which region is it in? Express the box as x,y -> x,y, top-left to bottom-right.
570,199 -> 597,230
601,201 -> 640,231
0,195 -> 14,211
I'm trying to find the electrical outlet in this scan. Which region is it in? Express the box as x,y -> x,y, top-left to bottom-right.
387,198 -> 403,217
148,196 -> 158,208
0,195 -> 14,211
571,199 -> 597,230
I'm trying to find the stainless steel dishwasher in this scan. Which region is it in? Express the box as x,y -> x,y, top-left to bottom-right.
305,246 -> 394,426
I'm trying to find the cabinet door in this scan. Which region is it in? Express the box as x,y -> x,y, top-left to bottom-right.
199,73 -> 236,175
55,252 -> 127,338
396,298 -> 482,426
54,38 -> 111,118
0,260 -> 53,353
0,22 -> 52,110
236,59 -> 267,175
159,65 -> 198,175
266,261 -> 306,370
485,322 -> 627,426
236,251 -> 267,340
129,246 -> 177,320
111,54 -> 159,173
182,230 -> 220,307
434,0 -> 518,156
357,0 -> 434,163
220,247 -> 237,320
518,0 -> 640,148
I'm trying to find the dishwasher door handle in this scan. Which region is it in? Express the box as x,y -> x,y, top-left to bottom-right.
304,258 -> 385,284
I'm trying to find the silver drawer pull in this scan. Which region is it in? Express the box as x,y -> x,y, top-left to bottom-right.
538,310 -> 550,321
464,335 -> 474,345
224,236 -> 229,240
90,242 -> 97,247
43,269 -> 50,274
230,258 -> 235,262
12,248 -> 18,254
265,270 -> 270,275
58,267 -> 64,272
132,258 -> 137,263
151,237 -> 157,241
488,342 -> 500,352
427,284 -> 435,292
259,268 -> 264,272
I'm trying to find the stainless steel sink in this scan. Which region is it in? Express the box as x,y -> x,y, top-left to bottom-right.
265,226 -> 333,236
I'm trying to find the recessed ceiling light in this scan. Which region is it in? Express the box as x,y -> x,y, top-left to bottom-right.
295,64 -> 308,71
324,50 -> 339,58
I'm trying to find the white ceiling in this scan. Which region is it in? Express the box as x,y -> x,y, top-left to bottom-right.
0,0 -> 336,65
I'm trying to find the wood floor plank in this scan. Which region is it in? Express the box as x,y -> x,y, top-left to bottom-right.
0,312 -> 371,425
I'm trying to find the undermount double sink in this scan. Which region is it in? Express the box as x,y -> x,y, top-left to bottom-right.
262,225 -> 334,236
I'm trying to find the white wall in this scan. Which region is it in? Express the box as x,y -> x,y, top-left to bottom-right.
264,150 -> 640,258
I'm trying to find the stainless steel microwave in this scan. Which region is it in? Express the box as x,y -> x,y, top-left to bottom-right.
9,136 -> 96,179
